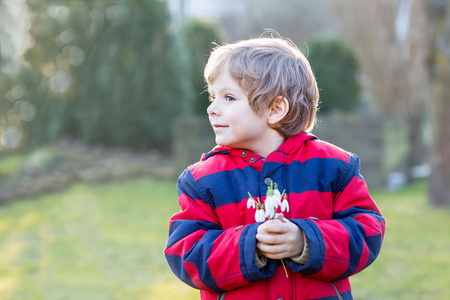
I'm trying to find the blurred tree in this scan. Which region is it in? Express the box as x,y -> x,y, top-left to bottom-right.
306,35 -> 360,113
331,0 -> 429,115
211,0 -> 339,44
180,18 -> 223,115
331,0 -> 430,181
19,0 -> 185,150
0,1 -> 26,151
426,0 -> 450,206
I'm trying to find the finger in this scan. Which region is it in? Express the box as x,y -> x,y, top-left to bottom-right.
256,233 -> 278,245
274,213 -> 286,222
264,252 -> 289,260
256,231 -> 290,245
258,239 -> 302,259
257,243 -> 290,259
266,218 -> 299,235
257,219 -> 284,234
257,242 -> 282,253
264,222 -> 291,234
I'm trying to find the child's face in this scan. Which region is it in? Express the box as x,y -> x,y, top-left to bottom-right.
207,71 -> 279,156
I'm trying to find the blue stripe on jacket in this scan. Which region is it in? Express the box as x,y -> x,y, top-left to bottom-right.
194,157 -> 355,209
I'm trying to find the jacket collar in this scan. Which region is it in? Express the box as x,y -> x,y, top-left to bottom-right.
201,131 -> 317,162
278,131 -> 317,154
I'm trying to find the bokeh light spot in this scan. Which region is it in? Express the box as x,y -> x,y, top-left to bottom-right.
50,71 -> 71,93
9,84 -> 26,101
20,101 -> 36,122
59,28 -> 75,45
47,5 -> 70,24
2,126 -> 22,149
68,46 -> 85,66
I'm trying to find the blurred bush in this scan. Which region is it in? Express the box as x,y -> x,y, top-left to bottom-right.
2,0 -> 188,151
180,18 -> 224,115
306,35 -> 361,113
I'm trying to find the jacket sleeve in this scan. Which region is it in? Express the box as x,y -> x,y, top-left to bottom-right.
287,154 -> 386,281
164,168 -> 277,292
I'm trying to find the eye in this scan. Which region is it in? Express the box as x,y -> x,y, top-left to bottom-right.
225,95 -> 236,102
208,95 -> 215,102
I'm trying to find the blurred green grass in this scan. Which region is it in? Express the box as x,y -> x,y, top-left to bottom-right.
0,178 -> 197,300
0,154 -> 26,178
351,181 -> 450,299
0,178 -> 448,299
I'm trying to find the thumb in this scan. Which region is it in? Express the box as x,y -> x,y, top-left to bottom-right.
274,213 -> 287,222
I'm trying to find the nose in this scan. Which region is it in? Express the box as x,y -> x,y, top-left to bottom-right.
207,100 -> 218,116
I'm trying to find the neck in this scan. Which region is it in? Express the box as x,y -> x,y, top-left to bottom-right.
251,132 -> 285,158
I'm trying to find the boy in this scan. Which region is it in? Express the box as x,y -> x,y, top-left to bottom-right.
164,37 -> 385,300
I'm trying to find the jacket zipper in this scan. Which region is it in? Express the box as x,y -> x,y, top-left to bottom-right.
331,282 -> 344,300
217,284 -> 340,300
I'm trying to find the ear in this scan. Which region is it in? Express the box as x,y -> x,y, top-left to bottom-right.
267,96 -> 289,125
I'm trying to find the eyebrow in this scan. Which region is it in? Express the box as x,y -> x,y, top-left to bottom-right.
210,85 -> 243,96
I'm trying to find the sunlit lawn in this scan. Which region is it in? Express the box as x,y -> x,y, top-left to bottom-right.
0,178 -> 197,300
351,181 -> 450,299
0,178 -> 448,299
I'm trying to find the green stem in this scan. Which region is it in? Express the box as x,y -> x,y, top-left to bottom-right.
281,259 -> 288,278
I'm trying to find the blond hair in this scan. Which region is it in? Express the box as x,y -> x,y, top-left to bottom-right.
204,38 -> 319,136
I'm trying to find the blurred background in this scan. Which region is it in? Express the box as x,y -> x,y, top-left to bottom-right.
0,0 -> 449,299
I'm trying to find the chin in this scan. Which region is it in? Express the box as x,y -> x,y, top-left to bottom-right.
215,138 -> 232,148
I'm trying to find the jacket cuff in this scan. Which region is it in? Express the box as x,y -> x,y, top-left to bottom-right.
239,223 -> 276,282
290,230 -> 310,265
255,251 -> 267,269
285,218 -> 324,275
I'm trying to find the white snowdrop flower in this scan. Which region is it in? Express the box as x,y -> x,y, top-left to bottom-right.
281,199 -> 290,212
247,182 -> 288,222
273,189 -> 282,206
255,209 -> 265,222
247,197 -> 256,209
264,203 -> 276,219
266,195 -> 278,210
247,181 -> 289,278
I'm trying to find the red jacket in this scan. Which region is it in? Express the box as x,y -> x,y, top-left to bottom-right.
165,132 -> 385,300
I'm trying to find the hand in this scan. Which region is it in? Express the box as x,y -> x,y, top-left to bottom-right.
256,214 -> 304,260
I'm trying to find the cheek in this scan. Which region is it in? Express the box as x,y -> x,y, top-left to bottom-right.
228,114 -> 252,133
226,113 -> 240,126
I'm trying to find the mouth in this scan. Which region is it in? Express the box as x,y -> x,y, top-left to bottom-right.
211,124 -> 228,133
